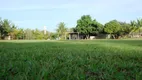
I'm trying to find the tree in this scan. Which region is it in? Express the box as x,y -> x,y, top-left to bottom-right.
16,28 -> 24,39
8,24 -> 18,39
50,32 -> 58,40
136,18 -> 142,36
56,22 -> 67,40
130,20 -> 138,36
76,15 -> 92,39
104,20 -> 121,39
0,18 -> 2,39
118,22 -> 132,38
32,29 -> 49,40
24,29 -> 33,40
76,15 -> 103,39
41,30 -> 49,40
0,18 -> 21,40
0,19 -> 11,39
91,19 -> 103,35
32,29 -> 44,40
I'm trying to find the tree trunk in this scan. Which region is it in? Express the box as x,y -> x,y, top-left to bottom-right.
139,29 -> 140,37
112,34 -> 116,39
64,33 -> 66,40
86,35 -> 90,40
0,33 -> 1,40
110,33 -> 115,39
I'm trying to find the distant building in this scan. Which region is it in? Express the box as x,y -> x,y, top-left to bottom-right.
68,32 -> 94,40
4,36 -> 11,40
68,32 -> 110,40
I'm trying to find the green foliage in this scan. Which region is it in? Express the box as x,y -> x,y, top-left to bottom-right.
0,18 -> 24,40
130,19 -> 142,34
117,22 -> 132,38
76,15 -> 92,36
15,28 -> 24,39
76,15 -> 103,38
137,18 -> 142,28
0,16 -> 142,40
0,18 -> 2,39
50,32 -> 58,40
104,20 -> 121,34
56,22 -> 67,40
91,19 -> 103,35
9,24 -> 17,39
0,17 -> 50,40
120,22 -> 131,34
24,29 -> 33,40
130,20 -> 138,33
0,19 -> 11,39
0,40 -> 142,79
32,29 -> 45,40
136,18 -> 142,35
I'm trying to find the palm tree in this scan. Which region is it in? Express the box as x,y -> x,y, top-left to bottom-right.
136,18 -> 142,36
130,20 -> 137,37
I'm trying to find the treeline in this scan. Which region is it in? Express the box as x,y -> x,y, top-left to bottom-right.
0,18 -> 58,40
73,15 -> 142,39
0,15 -> 142,40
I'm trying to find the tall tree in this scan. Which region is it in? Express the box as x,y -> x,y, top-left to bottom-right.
32,29 -> 49,40
32,29 -> 43,40
56,22 -> 67,40
0,18 -> 2,39
130,20 -> 138,36
91,19 -> 103,35
24,29 -> 33,40
76,15 -> 103,39
118,22 -> 132,37
0,19 -> 11,39
76,15 -> 92,39
16,28 -> 24,39
136,18 -> 142,36
8,24 -> 18,39
104,20 -> 121,39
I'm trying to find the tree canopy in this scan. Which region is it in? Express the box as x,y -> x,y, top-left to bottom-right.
56,22 -> 67,40
104,20 -> 121,34
76,15 -> 103,39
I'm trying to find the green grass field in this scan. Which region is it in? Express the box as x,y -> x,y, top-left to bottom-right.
0,40 -> 142,80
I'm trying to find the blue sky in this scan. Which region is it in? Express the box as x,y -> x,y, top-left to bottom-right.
0,0 -> 142,32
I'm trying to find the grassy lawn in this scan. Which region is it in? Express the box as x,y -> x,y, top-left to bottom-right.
0,40 -> 142,80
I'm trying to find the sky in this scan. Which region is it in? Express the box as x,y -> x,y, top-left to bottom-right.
0,0 -> 142,32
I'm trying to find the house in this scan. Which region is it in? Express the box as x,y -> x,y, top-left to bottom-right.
68,32 -> 110,40
4,36 -> 11,40
68,32 -> 88,40
68,32 -> 79,40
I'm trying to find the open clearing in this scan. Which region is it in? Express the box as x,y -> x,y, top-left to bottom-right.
0,40 -> 142,80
